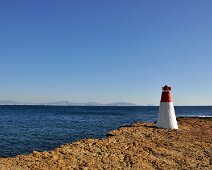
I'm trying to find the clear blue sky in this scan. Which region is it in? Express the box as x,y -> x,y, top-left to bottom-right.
0,0 -> 212,105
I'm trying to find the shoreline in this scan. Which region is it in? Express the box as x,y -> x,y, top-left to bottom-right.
0,117 -> 211,169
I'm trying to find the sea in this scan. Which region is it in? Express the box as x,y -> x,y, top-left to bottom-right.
0,105 -> 211,158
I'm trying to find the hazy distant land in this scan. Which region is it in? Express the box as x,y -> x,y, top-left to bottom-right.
0,100 -> 141,106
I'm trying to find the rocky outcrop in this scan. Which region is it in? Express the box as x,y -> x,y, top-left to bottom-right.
0,117 -> 211,170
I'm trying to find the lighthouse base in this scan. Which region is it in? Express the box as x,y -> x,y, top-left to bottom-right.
156,102 -> 178,129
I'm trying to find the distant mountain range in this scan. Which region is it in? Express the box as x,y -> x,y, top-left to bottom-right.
0,100 -> 139,106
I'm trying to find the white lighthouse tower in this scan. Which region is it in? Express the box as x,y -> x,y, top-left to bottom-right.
156,85 -> 178,129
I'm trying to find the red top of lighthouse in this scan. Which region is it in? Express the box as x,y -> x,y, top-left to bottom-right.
162,85 -> 171,91
160,85 -> 172,102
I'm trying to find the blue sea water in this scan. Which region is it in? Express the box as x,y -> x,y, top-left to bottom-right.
0,106 -> 211,158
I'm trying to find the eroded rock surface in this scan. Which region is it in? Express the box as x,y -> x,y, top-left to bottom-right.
0,117 -> 211,170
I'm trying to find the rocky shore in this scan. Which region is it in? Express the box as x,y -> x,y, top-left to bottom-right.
0,117 -> 211,170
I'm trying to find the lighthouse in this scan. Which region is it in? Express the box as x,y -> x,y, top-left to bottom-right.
156,85 -> 178,129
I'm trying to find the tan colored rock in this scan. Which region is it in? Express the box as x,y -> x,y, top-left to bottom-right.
0,117 -> 211,169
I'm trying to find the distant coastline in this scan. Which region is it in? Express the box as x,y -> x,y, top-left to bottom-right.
0,101 -> 211,107
0,100 -> 140,106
